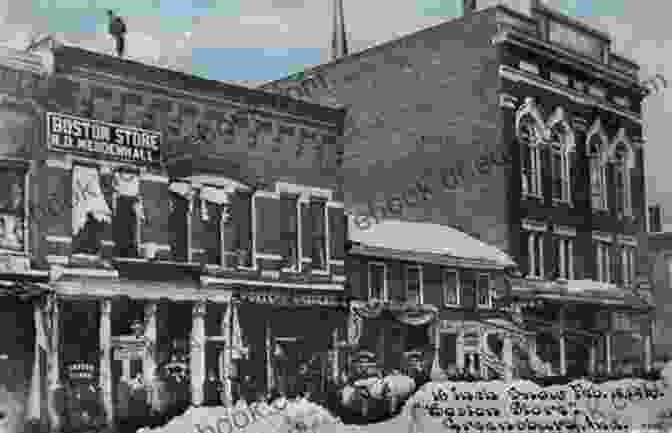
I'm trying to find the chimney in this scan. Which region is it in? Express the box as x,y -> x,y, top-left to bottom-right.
649,204 -> 663,233
463,0 -> 477,14
331,0 -> 348,60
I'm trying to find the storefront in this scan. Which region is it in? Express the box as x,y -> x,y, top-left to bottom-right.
234,288 -> 346,401
346,300 -> 438,376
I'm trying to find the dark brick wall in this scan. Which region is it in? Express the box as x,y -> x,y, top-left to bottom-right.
265,8 -> 511,253
500,44 -> 646,281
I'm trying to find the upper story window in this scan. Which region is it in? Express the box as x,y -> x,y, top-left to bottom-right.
72,165 -> 143,258
443,269 -> 459,306
169,182 -> 253,266
516,98 -> 545,198
309,199 -> 327,271
522,221 -> 546,279
609,130 -> 633,218
587,120 -> 608,212
368,262 -> 388,301
0,164 -> 27,253
620,243 -> 636,287
595,238 -> 612,283
547,107 -> 575,204
404,265 -> 423,305
553,235 -> 574,280
477,273 -> 491,308
280,194 -> 300,271
666,256 -> 672,289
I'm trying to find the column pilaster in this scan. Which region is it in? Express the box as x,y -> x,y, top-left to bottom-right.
143,302 -> 157,386
503,333 -> 514,382
99,299 -> 113,426
190,300 -> 207,406
47,296 -> 61,431
559,306 -> 567,376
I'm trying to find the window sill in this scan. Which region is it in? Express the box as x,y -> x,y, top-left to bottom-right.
0,249 -> 28,257
281,266 -> 301,274
552,199 -> 572,207
522,192 -> 543,200
237,265 -> 258,272
311,269 -> 330,276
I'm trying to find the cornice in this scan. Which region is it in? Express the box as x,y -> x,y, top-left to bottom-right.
0,46 -> 48,76
493,28 -> 644,93
61,66 -> 342,130
500,65 -> 642,124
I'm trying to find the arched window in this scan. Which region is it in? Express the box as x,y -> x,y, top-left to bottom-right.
547,107 -> 575,203
609,128 -> 634,218
515,98 -> 545,198
586,119 -> 608,211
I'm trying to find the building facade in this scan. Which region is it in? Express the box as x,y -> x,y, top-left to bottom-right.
262,1 -> 654,378
345,219 -> 550,382
0,40 -> 347,432
646,231 -> 672,363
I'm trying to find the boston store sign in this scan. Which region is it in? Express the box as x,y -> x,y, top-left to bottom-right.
46,112 -> 162,164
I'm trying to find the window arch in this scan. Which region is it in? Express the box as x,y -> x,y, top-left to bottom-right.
608,128 -> 634,217
586,118 -> 609,211
547,107 -> 575,203
515,98 -> 547,197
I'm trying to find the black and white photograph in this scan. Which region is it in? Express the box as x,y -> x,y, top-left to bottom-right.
0,0 -> 670,432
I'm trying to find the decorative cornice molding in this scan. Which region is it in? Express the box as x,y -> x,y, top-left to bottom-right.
500,65 -> 642,124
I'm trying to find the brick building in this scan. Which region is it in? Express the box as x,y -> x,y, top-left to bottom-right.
0,39 -> 346,432
262,0 -> 654,378
345,218 -> 551,382
646,231 -> 672,363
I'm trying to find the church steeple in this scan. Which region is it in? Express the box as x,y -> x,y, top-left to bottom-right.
331,0 -> 348,61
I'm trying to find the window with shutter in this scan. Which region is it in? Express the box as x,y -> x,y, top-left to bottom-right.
477,273 -> 491,308
328,207 -> 345,260
169,192 -> 188,262
369,262 -> 387,301
72,164 -> 113,256
460,270 -> 477,310
233,191 -> 252,267
443,270 -> 459,306
310,200 -> 327,270
0,165 -> 27,253
405,265 -> 422,305
281,195 -> 299,270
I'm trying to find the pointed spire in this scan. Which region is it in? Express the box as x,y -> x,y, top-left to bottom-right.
331,0 -> 348,61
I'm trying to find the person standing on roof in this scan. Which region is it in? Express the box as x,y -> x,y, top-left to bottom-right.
108,10 -> 127,57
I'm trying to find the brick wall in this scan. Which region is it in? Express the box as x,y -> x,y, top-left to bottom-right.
264,8 -> 510,253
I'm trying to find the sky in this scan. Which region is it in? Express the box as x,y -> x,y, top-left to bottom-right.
0,0 -> 670,227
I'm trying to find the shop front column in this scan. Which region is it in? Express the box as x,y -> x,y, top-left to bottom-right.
558,307 -> 567,376
605,333 -> 613,374
332,328 -> 340,383
644,317 -> 653,372
589,341 -> 597,375
265,318 -> 274,393
190,301 -> 207,406
47,297 -> 61,431
503,333 -> 513,383
143,302 -> 157,386
456,330 -> 465,371
99,299 -> 113,426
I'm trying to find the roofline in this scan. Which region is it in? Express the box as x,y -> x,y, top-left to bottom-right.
53,45 -> 346,126
348,241 -> 515,270
259,5 -> 497,89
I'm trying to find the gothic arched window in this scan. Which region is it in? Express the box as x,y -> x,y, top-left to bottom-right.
515,98 -> 545,198
547,107 -> 575,203
586,119 -> 608,211
610,131 -> 633,218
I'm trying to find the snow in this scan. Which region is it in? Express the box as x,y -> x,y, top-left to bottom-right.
348,218 -> 516,268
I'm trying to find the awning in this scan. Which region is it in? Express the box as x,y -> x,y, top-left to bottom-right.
510,278 -> 653,310
349,218 -> 516,270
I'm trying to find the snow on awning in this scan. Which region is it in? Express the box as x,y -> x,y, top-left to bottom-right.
348,218 -> 516,269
